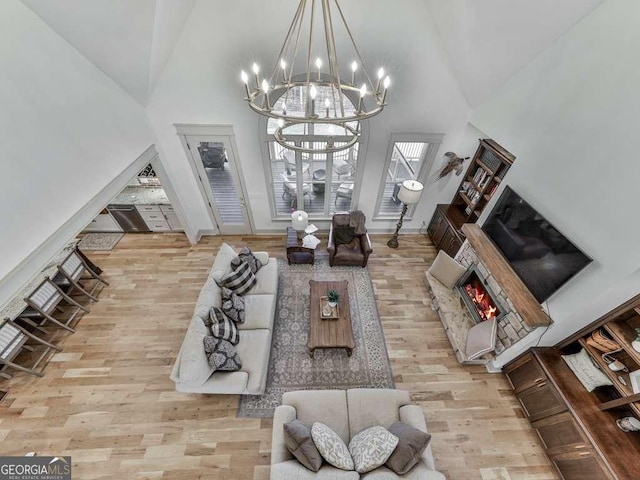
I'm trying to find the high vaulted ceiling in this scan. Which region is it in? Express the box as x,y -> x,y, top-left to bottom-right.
20,0 -> 604,108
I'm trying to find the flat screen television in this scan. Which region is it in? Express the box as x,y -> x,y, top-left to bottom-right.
482,186 -> 592,303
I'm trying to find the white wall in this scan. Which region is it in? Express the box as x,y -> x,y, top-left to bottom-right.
146,0 -> 472,234
0,0 -> 155,305
470,0 -> 640,365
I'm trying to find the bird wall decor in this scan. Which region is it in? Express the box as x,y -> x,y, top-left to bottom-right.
437,152 -> 469,179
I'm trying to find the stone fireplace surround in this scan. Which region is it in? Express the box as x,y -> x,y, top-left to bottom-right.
455,241 -> 534,355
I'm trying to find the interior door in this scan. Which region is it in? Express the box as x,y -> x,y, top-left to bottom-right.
184,134 -> 253,234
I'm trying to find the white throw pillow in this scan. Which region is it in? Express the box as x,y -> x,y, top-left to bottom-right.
466,318 -> 497,360
311,422 -> 354,471
348,426 -> 399,474
562,348 -> 613,392
427,251 -> 467,289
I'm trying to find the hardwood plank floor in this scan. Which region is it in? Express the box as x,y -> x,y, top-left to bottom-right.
0,233 -> 557,479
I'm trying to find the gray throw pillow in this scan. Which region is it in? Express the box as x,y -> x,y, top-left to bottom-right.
202,336 -> 242,371
385,422 -> 431,475
283,420 -> 323,472
466,317 -> 497,361
221,287 -> 245,324
231,246 -> 261,274
334,226 -> 356,246
427,250 -> 467,289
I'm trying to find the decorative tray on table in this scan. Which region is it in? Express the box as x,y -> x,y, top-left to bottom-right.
320,297 -> 339,320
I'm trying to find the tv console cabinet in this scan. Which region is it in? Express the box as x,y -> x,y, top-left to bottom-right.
504,292 -> 640,479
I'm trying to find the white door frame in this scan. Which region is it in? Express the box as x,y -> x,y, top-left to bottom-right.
175,124 -> 254,235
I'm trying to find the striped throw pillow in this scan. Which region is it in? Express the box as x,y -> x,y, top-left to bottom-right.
218,260 -> 256,296
205,307 -> 239,345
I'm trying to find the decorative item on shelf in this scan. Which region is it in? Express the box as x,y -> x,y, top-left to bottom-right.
586,328 -> 621,353
632,327 -> 640,353
240,0 -> 391,155
629,369 -> 640,394
326,289 -> 340,308
616,416 -> 640,432
387,180 -> 424,249
291,210 -> 308,239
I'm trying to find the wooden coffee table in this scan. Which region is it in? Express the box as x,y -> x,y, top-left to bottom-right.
308,280 -> 354,357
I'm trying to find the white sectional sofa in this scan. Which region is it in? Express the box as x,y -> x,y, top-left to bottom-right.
170,243 -> 278,394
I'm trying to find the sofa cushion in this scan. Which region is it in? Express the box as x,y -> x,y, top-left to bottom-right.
194,276 -> 222,320
271,460 -> 359,480
249,259 -> 278,295
173,316 -> 214,386
283,420 -> 323,472
347,389 -> 410,435
205,307 -> 239,345
362,464 -> 446,480
282,390 -> 349,444
427,251 -> 467,289
203,336 -> 242,371
241,294 -> 276,330
218,261 -> 257,296
235,329 -> 272,394
210,243 -> 237,283
465,318 -> 497,361
385,422 -> 431,475
221,287 -> 245,324
348,426 -> 398,473
312,422 -> 354,471
231,246 -> 262,274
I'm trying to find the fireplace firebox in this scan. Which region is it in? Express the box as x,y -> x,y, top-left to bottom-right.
455,266 -> 505,324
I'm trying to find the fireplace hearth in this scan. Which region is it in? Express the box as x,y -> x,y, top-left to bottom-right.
455,266 -> 505,324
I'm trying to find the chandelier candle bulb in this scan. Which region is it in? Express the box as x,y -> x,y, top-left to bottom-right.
316,58 -> 322,81
240,71 -> 250,98
324,98 -> 330,117
261,79 -> 271,110
351,61 -> 358,84
382,76 -> 391,103
280,59 -> 287,82
357,84 -> 366,112
252,62 -> 260,89
376,68 -> 385,92
309,84 -> 317,116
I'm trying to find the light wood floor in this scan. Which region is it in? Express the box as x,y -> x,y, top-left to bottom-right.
0,233 -> 558,480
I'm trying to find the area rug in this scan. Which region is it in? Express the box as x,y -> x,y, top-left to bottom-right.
78,233 -> 124,251
237,259 -> 394,417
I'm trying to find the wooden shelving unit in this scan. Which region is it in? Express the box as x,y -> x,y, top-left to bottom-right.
449,139 -> 514,226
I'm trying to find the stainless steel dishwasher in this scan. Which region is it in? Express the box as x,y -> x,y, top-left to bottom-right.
107,205 -> 150,232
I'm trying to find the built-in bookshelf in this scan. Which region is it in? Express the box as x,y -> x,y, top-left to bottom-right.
450,139 -> 515,226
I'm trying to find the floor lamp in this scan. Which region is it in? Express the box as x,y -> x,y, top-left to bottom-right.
387,180 -> 424,248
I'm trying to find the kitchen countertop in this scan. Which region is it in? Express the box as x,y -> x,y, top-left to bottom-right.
111,186 -> 170,205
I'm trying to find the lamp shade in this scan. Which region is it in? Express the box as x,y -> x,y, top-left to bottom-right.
291,210 -> 309,231
397,180 -> 424,205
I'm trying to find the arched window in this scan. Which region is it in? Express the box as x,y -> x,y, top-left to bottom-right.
260,84 -> 368,219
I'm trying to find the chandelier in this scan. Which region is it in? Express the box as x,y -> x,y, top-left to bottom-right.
241,0 -> 390,154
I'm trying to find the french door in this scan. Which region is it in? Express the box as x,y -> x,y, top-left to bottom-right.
182,131 -> 253,235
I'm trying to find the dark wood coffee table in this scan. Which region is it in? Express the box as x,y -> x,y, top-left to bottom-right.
308,280 -> 354,357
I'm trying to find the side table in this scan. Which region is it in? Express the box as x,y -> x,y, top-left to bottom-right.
286,227 -> 315,265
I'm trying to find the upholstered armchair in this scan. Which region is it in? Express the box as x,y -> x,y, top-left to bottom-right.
328,211 -> 372,268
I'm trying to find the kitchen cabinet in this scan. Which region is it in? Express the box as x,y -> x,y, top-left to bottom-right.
133,204 -> 182,232
83,211 -> 123,233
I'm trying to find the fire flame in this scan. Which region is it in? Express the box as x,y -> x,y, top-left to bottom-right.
464,281 -> 499,321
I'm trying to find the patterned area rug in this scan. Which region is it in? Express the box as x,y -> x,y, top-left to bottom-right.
78,233 -> 124,251
237,259 -> 394,417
